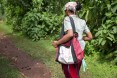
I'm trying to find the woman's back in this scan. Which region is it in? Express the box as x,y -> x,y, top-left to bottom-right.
64,15 -> 90,49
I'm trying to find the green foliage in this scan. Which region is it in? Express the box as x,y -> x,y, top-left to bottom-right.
0,0 -> 5,20
4,0 -> 32,30
94,2 -> 117,53
85,53 -> 117,78
3,0 -> 64,40
22,8 -> 62,41
85,40 -> 97,55
22,0 -> 64,41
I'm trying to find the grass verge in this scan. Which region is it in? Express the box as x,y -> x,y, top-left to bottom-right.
0,21 -> 12,33
0,54 -> 24,78
84,53 -> 117,78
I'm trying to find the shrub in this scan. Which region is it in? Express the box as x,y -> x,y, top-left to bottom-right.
85,40 -> 97,55
4,0 -> 32,30
22,9 -> 63,41
94,2 -> 117,53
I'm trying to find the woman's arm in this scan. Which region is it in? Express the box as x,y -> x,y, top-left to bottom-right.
83,32 -> 93,41
52,29 -> 73,48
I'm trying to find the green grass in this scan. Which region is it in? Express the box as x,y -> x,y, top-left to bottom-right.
84,53 -> 117,78
0,21 -> 12,33
0,54 -> 24,78
0,22 -> 117,78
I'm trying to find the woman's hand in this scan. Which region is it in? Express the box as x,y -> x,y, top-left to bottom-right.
52,29 -> 73,48
83,32 -> 93,41
52,41 -> 58,48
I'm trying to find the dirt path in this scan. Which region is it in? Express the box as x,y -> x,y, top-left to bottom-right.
0,32 -> 51,78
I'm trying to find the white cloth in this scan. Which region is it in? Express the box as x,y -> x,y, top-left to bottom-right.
64,15 -> 90,50
58,46 -> 74,64
64,2 -> 77,12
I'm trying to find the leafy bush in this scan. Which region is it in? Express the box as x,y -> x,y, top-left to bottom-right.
0,0 -> 4,20
85,40 -> 97,55
95,18 -> 117,53
3,0 -> 64,40
21,0 -> 64,40
22,8 -> 63,41
4,0 -> 32,30
94,2 -> 117,53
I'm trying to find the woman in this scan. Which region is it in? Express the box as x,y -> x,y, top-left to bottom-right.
52,1 -> 93,78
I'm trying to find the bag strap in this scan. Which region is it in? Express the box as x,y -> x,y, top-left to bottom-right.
60,16 -> 76,38
60,24 -> 64,38
69,16 -> 76,33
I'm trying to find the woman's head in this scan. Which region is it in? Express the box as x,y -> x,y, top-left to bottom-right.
64,1 -> 82,16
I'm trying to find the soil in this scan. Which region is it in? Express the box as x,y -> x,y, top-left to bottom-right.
0,32 -> 51,78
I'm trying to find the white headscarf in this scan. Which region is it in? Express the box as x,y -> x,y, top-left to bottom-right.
64,2 -> 77,13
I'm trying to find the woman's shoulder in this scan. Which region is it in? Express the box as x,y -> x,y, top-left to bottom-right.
76,17 -> 87,26
64,16 -> 70,22
78,17 -> 86,23
64,16 -> 86,25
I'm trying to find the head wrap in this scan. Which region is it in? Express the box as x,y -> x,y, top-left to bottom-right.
64,2 -> 77,13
